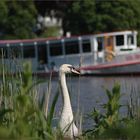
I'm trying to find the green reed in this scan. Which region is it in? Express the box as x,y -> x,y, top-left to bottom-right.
0,62 -> 63,140
1,61 -> 140,140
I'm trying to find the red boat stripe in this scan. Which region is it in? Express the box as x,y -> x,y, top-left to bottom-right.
80,60 -> 140,70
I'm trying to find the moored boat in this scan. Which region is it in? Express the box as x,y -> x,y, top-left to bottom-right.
0,30 -> 139,76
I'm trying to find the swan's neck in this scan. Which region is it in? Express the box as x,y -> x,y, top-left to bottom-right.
59,71 -> 79,137
59,72 -> 73,114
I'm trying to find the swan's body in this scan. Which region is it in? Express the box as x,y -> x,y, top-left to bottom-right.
59,64 -> 80,138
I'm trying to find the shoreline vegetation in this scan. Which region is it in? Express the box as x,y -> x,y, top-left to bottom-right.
0,62 -> 140,140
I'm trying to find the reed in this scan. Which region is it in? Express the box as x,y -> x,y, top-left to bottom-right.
0,62 -> 62,140
0,61 -> 140,140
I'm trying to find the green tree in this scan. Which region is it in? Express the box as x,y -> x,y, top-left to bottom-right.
63,0 -> 96,35
0,0 -> 37,39
63,0 -> 140,44
94,0 -> 140,32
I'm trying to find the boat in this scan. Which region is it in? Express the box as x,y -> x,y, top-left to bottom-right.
0,30 -> 140,76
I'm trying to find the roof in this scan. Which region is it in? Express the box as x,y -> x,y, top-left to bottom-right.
0,30 -> 137,46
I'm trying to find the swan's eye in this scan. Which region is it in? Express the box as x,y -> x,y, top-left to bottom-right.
68,66 -> 75,71
72,67 -> 76,70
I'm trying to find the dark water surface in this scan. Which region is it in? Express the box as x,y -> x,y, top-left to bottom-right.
37,76 -> 140,130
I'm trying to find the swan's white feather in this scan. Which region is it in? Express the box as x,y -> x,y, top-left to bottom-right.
59,64 -> 79,138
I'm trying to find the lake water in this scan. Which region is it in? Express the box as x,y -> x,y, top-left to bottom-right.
37,75 -> 140,130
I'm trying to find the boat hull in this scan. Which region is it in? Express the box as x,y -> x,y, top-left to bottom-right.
80,60 -> 140,76
34,61 -> 140,77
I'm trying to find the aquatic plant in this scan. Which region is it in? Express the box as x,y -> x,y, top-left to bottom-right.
0,62 -> 62,140
1,61 -> 140,140
83,83 -> 123,139
82,82 -> 140,140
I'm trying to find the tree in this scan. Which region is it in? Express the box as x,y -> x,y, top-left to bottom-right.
94,0 -> 140,32
63,0 -> 140,39
0,0 -> 37,39
63,0 -> 96,35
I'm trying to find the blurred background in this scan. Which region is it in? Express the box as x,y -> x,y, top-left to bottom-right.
1,0 -> 140,44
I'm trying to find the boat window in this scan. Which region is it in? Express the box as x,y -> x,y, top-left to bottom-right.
116,35 -> 124,46
37,43 -> 47,63
82,39 -> 91,53
49,42 -> 63,56
65,40 -> 79,55
23,44 -> 35,58
9,44 -> 22,58
0,47 -> 8,58
97,37 -> 103,52
127,34 -> 134,45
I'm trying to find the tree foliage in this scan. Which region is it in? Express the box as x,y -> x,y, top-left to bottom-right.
63,0 -> 96,35
0,0 -> 37,39
1,0 -> 140,42
63,0 -> 140,37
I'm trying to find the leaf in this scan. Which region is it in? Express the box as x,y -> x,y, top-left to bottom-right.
47,89 -> 60,129
106,89 -> 112,100
0,108 -> 13,121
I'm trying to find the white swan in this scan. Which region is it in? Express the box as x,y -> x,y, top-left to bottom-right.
59,64 -> 80,138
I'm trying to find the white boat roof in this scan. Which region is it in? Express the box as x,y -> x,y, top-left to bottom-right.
94,30 -> 137,37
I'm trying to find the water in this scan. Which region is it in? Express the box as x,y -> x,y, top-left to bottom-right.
37,76 -> 140,130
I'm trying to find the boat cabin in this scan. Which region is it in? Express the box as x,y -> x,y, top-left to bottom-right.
0,30 -> 138,73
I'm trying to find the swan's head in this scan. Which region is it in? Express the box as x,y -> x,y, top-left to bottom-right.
59,64 -> 80,75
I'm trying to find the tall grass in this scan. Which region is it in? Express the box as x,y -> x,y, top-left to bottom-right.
0,62 -> 63,140
1,61 -> 140,140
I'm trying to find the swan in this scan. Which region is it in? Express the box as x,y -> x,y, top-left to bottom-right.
59,64 -> 80,138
